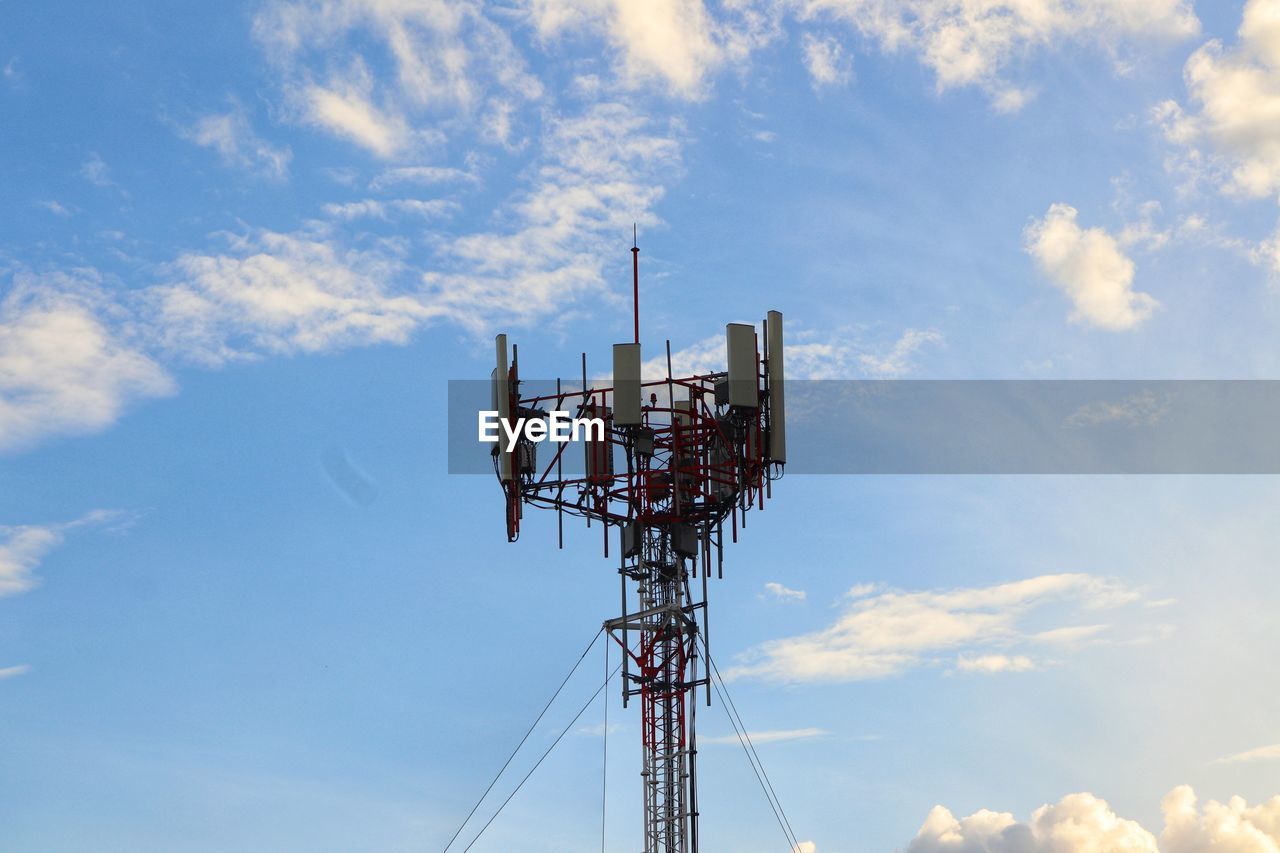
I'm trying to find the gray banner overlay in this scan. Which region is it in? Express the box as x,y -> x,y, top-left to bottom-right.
448,380 -> 1280,474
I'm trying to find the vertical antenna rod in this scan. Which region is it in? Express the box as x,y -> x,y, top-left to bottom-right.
632,224 -> 640,345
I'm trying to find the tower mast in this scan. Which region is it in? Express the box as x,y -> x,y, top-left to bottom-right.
490,241 -> 787,852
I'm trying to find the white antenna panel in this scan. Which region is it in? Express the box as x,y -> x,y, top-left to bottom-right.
766,310 -> 786,463
613,343 -> 642,425
726,323 -> 759,408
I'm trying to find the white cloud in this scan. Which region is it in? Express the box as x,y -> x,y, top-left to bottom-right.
906,787 -> 1280,852
1214,743 -> 1280,765
701,727 -> 827,745
1025,204 -> 1158,331
182,104 -> 292,179
953,653 -> 1037,674
0,664 -> 30,680
724,573 -> 1144,684
856,328 -> 942,377
1156,0 -> 1280,200
1063,391 -> 1171,429
908,792 -> 1158,852
0,272 -> 175,452
801,32 -> 853,88
0,509 -> 127,597
793,844 -> 817,853
369,165 -> 477,190
528,0 -> 738,99
421,102 -> 681,332
795,0 -> 1197,109
650,327 -> 941,382
320,198 -> 459,220
762,581 -> 807,602
254,0 -> 542,151
1161,786 -> 1280,852
302,77 -> 411,158
153,230 -> 441,366
80,152 -> 113,187
35,200 -> 72,217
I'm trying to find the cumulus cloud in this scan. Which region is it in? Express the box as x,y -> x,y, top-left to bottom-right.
1161,785 -> 1280,851
0,272 -> 175,452
181,104 -> 292,179
908,792 -> 1158,852
0,509 -> 128,598
1025,204 -> 1158,331
1155,0 -> 1280,199
794,0 -> 1198,109
907,787 -> 1280,852
724,573 -> 1145,684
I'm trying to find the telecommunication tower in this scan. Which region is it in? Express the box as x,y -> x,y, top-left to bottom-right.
490,239 -> 786,852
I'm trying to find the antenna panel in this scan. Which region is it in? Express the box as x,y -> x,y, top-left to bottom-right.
613,343 -> 642,425
766,310 -> 786,463
495,334 -> 511,482
726,323 -> 759,408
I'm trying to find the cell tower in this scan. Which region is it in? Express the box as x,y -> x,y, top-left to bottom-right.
490,239 -> 786,852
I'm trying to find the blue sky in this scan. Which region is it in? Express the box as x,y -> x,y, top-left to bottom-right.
3,1 -> 1280,851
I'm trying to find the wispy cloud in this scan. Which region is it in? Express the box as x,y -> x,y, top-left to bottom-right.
421,102 -> 682,333
801,32 -> 852,89
254,0 -> 542,153
152,230 -> 439,367
724,573 -> 1148,684
79,152 -> 113,187
320,198 -> 458,221
0,664 -> 31,680
301,77 -> 411,158
0,509 -> 130,597
369,166 -> 478,191
34,199 -> 72,217
952,653 -> 1037,675
650,326 -> 942,382
856,329 -> 942,378
701,727 -> 828,746
1213,742 -> 1280,765
181,103 -> 292,179
761,582 -> 807,603
1064,391 -> 1172,429
800,0 -> 1198,111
